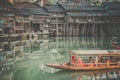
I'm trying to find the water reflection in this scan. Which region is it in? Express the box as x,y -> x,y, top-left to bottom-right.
50,37 -> 110,50
0,36 -> 116,80
0,71 -> 14,80
49,69 -> 120,80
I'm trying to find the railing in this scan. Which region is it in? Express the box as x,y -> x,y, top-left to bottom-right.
50,20 -> 64,24
16,19 -> 23,22
67,19 -> 110,23
32,19 -> 46,23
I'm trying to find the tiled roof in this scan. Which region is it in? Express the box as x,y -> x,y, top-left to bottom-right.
24,8 -> 49,15
61,4 -> 105,11
14,8 -> 30,15
0,0 -> 14,7
14,2 -> 38,8
45,5 -> 65,12
102,2 -> 120,9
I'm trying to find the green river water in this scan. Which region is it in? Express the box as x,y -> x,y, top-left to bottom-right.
0,36 -> 120,80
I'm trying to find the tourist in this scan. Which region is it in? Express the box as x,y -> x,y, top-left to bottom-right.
98,55 -> 102,63
77,57 -> 83,66
106,59 -> 110,66
89,57 -> 94,63
71,55 -> 76,66
110,56 -> 114,62
94,56 -> 98,66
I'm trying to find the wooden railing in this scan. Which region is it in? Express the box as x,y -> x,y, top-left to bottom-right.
75,61 -> 119,67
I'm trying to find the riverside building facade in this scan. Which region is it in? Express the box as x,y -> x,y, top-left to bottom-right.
0,0 -> 120,37
58,0 -> 120,36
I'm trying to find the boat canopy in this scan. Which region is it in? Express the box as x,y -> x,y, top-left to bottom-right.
69,50 -> 120,57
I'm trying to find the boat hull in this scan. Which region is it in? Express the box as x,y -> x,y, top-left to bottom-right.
46,63 -> 120,71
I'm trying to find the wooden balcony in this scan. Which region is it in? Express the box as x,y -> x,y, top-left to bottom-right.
4,24 -> 14,28
0,24 -> 4,29
14,26 -> 24,30
16,18 -> 30,23
50,20 -> 65,24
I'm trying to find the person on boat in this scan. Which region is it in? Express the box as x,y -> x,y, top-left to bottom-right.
117,61 -> 120,66
98,55 -> 102,63
77,57 -> 83,66
89,57 -> 94,63
106,59 -> 110,66
71,55 -> 76,66
88,57 -> 94,66
94,56 -> 98,66
110,56 -> 114,62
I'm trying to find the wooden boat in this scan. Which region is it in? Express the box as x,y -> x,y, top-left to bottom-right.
46,50 -> 120,71
112,42 -> 120,50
